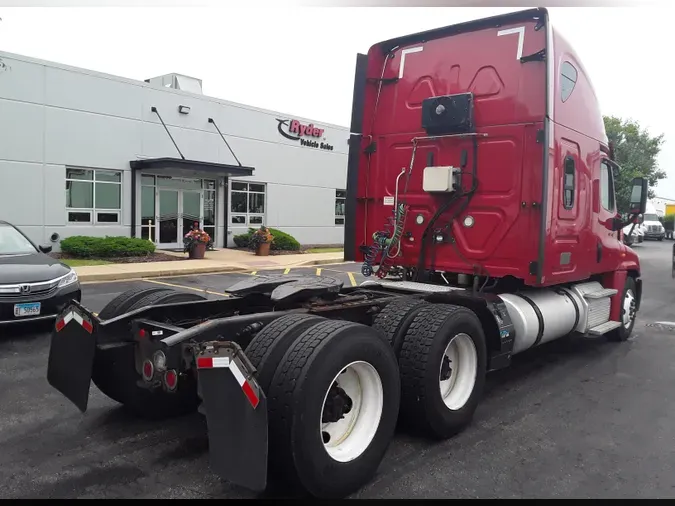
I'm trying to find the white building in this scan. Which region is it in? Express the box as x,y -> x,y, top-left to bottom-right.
650,197 -> 675,217
0,51 -> 349,250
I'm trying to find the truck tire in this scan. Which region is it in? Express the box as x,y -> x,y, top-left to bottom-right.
245,313 -> 325,394
267,319 -> 400,499
606,276 -> 638,342
97,286 -> 173,320
372,297 -> 428,358
92,289 -> 206,419
398,303 -> 487,440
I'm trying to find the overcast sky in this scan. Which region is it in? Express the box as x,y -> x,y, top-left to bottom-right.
0,6 -> 672,197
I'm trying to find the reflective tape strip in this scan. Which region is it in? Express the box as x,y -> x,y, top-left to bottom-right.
229,360 -> 260,409
55,311 -> 74,332
56,310 -> 93,334
196,355 -> 259,409
196,356 -> 230,369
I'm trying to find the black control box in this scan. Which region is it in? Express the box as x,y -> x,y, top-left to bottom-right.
421,93 -> 474,135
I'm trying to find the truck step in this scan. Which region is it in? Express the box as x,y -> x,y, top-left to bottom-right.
583,288 -> 618,299
360,279 -> 465,293
587,320 -> 622,335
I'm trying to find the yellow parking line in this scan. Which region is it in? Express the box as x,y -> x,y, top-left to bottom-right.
316,268 -> 322,276
284,267 -> 291,274
143,278 -> 230,297
250,271 -> 257,276
347,272 -> 357,287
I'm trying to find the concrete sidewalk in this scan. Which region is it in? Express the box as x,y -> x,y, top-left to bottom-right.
74,249 -> 346,282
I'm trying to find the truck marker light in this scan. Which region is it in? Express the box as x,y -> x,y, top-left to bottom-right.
463,215 -> 475,228
164,370 -> 178,390
138,328 -> 147,338
197,356 -> 260,409
142,360 -> 154,381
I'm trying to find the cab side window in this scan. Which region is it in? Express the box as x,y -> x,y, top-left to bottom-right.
563,156 -> 575,209
600,160 -> 616,212
561,62 -> 578,102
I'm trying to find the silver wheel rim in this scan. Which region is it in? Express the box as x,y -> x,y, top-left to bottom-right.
320,361 -> 384,463
623,288 -> 636,329
439,333 -> 478,411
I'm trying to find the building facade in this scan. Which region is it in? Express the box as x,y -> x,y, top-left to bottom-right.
0,51 -> 349,250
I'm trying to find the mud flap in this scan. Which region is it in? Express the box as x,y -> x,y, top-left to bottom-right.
197,343 -> 268,492
46,304 -> 97,413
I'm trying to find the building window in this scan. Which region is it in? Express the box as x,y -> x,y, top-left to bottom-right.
66,167 -> 122,225
600,160 -> 616,212
230,181 -> 266,226
562,157 -> 575,209
560,61 -> 577,103
335,190 -> 346,225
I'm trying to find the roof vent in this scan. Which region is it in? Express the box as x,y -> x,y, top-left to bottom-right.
144,73 -> 203,95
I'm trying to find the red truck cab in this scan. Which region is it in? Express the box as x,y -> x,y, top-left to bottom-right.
345,7 -> 643,321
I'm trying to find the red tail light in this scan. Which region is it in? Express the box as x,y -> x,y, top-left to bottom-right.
138,328 -> 147,338
142,359 -> 154,381
164,370 -> 178,391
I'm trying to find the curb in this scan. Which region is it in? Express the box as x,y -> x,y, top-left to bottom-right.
77,257 -> 348,283
77,265 -> 244,283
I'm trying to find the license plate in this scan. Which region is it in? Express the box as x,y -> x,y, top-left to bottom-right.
14,302 -> 41,317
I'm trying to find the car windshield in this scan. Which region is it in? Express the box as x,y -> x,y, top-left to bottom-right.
643,214 -> 660,222
0,224 -> 37,255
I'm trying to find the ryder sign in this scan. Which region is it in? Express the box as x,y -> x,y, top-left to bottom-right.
276,118 -> 334,151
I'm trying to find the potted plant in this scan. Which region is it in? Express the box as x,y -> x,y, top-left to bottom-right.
183,228 -> 211,259
249,226 -> 273,256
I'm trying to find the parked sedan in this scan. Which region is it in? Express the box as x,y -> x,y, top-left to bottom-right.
0,221 -> 81,326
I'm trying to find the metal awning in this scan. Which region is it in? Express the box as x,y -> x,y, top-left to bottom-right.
129,157 -> 254,177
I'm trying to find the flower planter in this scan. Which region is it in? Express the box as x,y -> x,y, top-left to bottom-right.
256,242 -> 271,257
189,242 -> 207,259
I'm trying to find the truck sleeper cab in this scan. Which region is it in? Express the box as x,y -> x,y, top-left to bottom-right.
46,8 -> 646,500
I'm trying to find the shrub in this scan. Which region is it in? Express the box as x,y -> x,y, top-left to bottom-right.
60,235 -> 156,258
232,227 -> 301,252
663,214 -> 675,232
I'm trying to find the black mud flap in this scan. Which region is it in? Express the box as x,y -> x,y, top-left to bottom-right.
197,342 -> 268,493
46,304 -> 98,413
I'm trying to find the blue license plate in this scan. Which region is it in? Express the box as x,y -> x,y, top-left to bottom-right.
14,302 -> 41,318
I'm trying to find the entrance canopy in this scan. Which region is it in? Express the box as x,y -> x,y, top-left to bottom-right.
130,157 -> 254,178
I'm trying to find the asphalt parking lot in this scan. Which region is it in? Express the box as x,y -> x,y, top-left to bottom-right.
3,244 -> 675,499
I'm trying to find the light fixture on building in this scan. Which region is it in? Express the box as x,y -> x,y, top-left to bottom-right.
178,105 -> 191,114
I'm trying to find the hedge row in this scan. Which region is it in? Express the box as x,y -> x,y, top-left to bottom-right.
60,236 -> 156,258
233,227 -> 301,251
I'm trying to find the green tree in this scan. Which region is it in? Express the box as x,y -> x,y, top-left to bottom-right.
603,115 -> 666,210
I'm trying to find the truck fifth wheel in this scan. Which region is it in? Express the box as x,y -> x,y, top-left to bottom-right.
47,7 -> 647,499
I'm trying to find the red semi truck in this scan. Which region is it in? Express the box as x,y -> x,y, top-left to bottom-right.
47,8 -> 647,499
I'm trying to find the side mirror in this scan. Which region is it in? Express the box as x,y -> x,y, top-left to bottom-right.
629,177 -> 648,215
39,244 -> 53,254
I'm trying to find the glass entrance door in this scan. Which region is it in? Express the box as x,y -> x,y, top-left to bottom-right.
158,189 -> 179,247
157,189 -> 203,249
182,191 -> 203,239
145,176 -> 214,250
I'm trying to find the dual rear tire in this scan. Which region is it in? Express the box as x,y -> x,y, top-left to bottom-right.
375,298 -> 488,438
245,300 -> 489,498
245,314 -> 400,499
